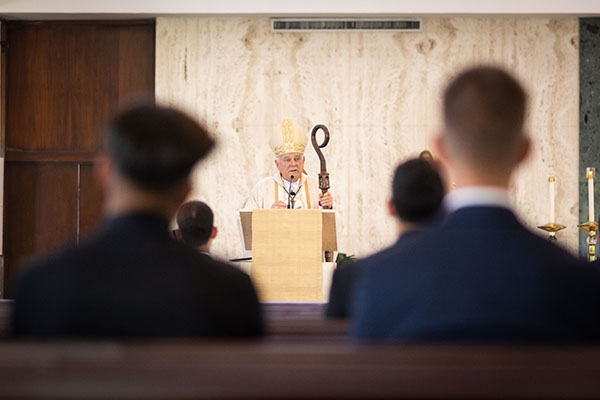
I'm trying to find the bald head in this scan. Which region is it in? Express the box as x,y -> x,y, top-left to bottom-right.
442,66 -> 527,172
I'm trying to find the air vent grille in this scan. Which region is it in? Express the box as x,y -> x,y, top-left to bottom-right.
271,18 -> 421,32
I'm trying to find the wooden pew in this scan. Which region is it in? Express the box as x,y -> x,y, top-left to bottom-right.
1,341 -> 600,399
2,301 -> 600,398
263,302 -> 349,339
0,300 -> 350,339
0,300 -> 11,338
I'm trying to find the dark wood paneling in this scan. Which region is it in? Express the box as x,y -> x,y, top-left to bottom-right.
78,164 -> 104,236
118,25 -> 155,106
3,21 -> 155,297
0,300 -> 10,337
4,164 -> 78,295
1,21 -> 7,298
7,23 -> 118,152
6,149 -> 96,163
0,301 -> 347,339
6,22 -> 155,153
1,21 -> 6,153
2,341 -> 600,399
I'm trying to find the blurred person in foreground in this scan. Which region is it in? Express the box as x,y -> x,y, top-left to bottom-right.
326,158 -> 444,318
13,103 -> 263,338
352,66 -> 600,342
176,200 -> 217,257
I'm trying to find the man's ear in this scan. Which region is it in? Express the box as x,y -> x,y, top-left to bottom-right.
387,199 -> 398,218
274,158 -> 279,169
93,154 -> 111,189
211,226 -> 218,240
515,135 -> 531,165
433,133 -> 449,164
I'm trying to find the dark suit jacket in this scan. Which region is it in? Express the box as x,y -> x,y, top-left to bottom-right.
12,213 -> 263,338
352,206 -> 600,342
327,231 -> 426,318
326,259 -> 358,318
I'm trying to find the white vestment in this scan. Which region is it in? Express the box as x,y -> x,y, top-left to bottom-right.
243,172 -> 344,255
245,173 -> 325,210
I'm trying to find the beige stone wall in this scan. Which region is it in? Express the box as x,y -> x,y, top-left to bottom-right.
156,17 -> 579,259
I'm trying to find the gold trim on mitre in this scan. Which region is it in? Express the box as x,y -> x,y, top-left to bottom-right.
270,119 -> 308,157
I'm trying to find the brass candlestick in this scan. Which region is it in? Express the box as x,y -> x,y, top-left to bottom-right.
577,221 -> 599,262
537,222 -> 566,242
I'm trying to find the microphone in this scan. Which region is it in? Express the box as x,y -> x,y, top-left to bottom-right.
287,175 -> 295,209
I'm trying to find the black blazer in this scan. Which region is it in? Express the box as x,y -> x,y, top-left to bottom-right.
12,213 -> 263,338
352,206 -> 600,342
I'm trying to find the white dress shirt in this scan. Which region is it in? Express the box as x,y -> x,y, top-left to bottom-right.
444,186 -> 512,213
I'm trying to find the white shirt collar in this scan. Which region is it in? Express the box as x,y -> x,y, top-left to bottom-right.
280,175 -> 301,190
444,186 -> 512,213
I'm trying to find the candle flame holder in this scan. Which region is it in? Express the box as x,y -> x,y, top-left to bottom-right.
577,221 -> 599,262
537,222 -> 566,242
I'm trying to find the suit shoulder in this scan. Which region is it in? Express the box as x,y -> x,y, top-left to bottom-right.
184,250 -> 253,286
13,240 -> 95,313
359,232 -> 432,269
19,240 -> 91,281
332,259 -> 359,280
519,224 -> 580,261
208,257 -> 252,280
358,247 -> 397,268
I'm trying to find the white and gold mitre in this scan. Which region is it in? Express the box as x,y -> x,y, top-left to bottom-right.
269,119 -> 308,157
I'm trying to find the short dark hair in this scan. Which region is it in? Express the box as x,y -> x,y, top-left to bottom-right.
177,201 -> 214,247
392,158 -> 444,223
106,103 -> 215,191
443,66 -> 527,168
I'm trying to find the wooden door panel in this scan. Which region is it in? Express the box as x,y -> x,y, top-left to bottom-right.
117,25 -> 156,106
78,164 -> 104,237
4,163 -> 78,295
7,23 -> 117,151
3,21 -> 155,297
6,22 -> 155,153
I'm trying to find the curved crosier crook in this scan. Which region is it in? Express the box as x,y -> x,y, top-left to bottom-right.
311,124 -> 331,208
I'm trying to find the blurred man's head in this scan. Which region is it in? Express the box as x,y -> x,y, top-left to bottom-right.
176,201 -> 218,253
436,66 -> 529,187
389,158 -> 444,231
96,103 -> 215,220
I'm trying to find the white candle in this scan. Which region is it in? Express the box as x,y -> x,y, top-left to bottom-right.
548,176 -> 555,222
588,168 -> 595,222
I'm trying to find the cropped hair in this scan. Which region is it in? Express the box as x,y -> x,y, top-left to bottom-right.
106,103 -> 215,191
392,158 -> 444,223
177,201 -> 214,247
443,66 -> 527,168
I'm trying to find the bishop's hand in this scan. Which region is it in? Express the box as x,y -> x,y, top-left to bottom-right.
271,201 -> 288,209
319,192 -> 333,209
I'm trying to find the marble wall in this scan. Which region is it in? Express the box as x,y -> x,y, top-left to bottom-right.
579,18 -> 600,257
156,17 -> 580,259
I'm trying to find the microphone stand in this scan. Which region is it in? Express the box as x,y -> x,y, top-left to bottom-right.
287,175 -> 295,209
